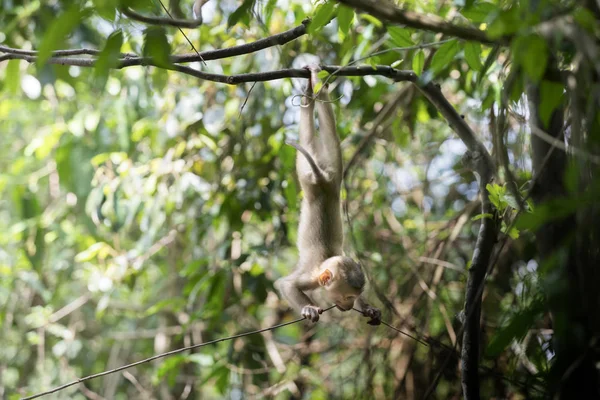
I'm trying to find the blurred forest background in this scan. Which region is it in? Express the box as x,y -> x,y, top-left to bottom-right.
1,0 -> 599,399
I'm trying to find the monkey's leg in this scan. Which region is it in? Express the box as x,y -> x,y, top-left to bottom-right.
297,83 -> 320,186
311,72 -> 342,183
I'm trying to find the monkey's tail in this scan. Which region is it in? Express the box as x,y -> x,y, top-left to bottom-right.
285,141 -> 323,181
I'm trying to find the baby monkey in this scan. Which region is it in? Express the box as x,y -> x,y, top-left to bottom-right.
276,65 -> 381,325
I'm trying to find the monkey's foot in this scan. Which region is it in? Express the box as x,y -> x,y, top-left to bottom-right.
302,64 -> 323,91
301,305 -> 323,322
363,306 -> 382,326
302,63 -> 322,73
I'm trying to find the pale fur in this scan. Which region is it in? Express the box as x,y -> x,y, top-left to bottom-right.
276,68 -> 379,323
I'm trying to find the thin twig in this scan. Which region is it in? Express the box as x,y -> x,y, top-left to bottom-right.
239,81 -> 258,117
337,0 -> 496,44
0,45 -> 132,57
157,0 -> 205,65
321,39 -> 452,89
530,124 -> 600,164
121,7 -> 202,28
0,21 -> 309,65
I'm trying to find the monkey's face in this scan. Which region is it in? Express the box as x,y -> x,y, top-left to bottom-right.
319,256 -> 364,311
324,279 -> 361,311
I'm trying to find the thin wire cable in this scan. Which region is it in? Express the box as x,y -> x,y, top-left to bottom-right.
21,305 -> 336,400
352,308 -> 429,346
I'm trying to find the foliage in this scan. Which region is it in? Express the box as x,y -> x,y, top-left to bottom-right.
1,0 -> 599,399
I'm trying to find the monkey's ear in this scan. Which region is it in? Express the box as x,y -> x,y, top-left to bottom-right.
318,269 -> 333,286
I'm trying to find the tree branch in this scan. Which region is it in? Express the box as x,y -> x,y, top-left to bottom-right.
0,45 -> 115,57
415,82 -> 497,399
0,21 -> 309,66
0,46 -> 420,84
417,83 -> 494,171
120,7 -> 202,28
337,0 -> 497,45
167,20 -> 309,63
460,199 -> 497,399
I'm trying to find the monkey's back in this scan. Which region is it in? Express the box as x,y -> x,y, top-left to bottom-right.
297,187 -> 344,266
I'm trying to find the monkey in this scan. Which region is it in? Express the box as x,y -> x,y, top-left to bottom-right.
275,65 -> 381,325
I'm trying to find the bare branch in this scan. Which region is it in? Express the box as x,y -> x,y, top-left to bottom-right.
460,204 -> 496,399
120,7 -> 202,28
0,47 -> 420,84
417,83 -> 494,177
169,20 -> 309,63
337,0 -> 497,44
0,45 -> 113,57
414,82 -> 497,399
494,70 -> 526,210
0,21 -> 309,65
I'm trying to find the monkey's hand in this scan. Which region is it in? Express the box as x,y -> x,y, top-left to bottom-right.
362,306 -> 382,326
301,305 -> 323,323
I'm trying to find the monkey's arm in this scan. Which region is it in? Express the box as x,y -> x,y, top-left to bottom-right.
356,296 -> 382,326
276,272 -> 323,322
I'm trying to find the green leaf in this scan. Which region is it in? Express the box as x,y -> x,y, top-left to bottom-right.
264,0 -> 277,25
413,50 -> 424,76
38,5 -> 90,68
387,26 -> 414,47
564,163 -> 580,194
429,39 -> 459,73
144,298 -> 186,316
472,213 -> 494,221
506,225 -> 520,239
392,118 -> 410,147
309,1 -> 337,34
464,42 -> 482,71
317,70 -> 329,80
515,208 -> 548,232
92,0 -> 118,20
390,59 -> 403,68
460,2 -> 496,24
94,30 -> 123,84
5,60 -> 20,94
512,35 -> 548,82
227,0 -> 255,27
143,27 -> 171,68
486,183 -> 506,211
156,355 -> 185,385
501,221 -> 520,239
481,89 -> 495,110
509,74 -> 524,102
573,8 -> 598,33
487,6 -> 519,38
214,367 -> 230,394
486,299 -> 544,357
337,5 -> 354,33
502,193 -> 520,210
539,80 -> 564,128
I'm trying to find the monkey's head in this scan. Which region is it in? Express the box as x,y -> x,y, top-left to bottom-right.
317,256 -> 365,311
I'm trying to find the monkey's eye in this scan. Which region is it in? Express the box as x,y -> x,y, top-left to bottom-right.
345,296 -> 356,301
